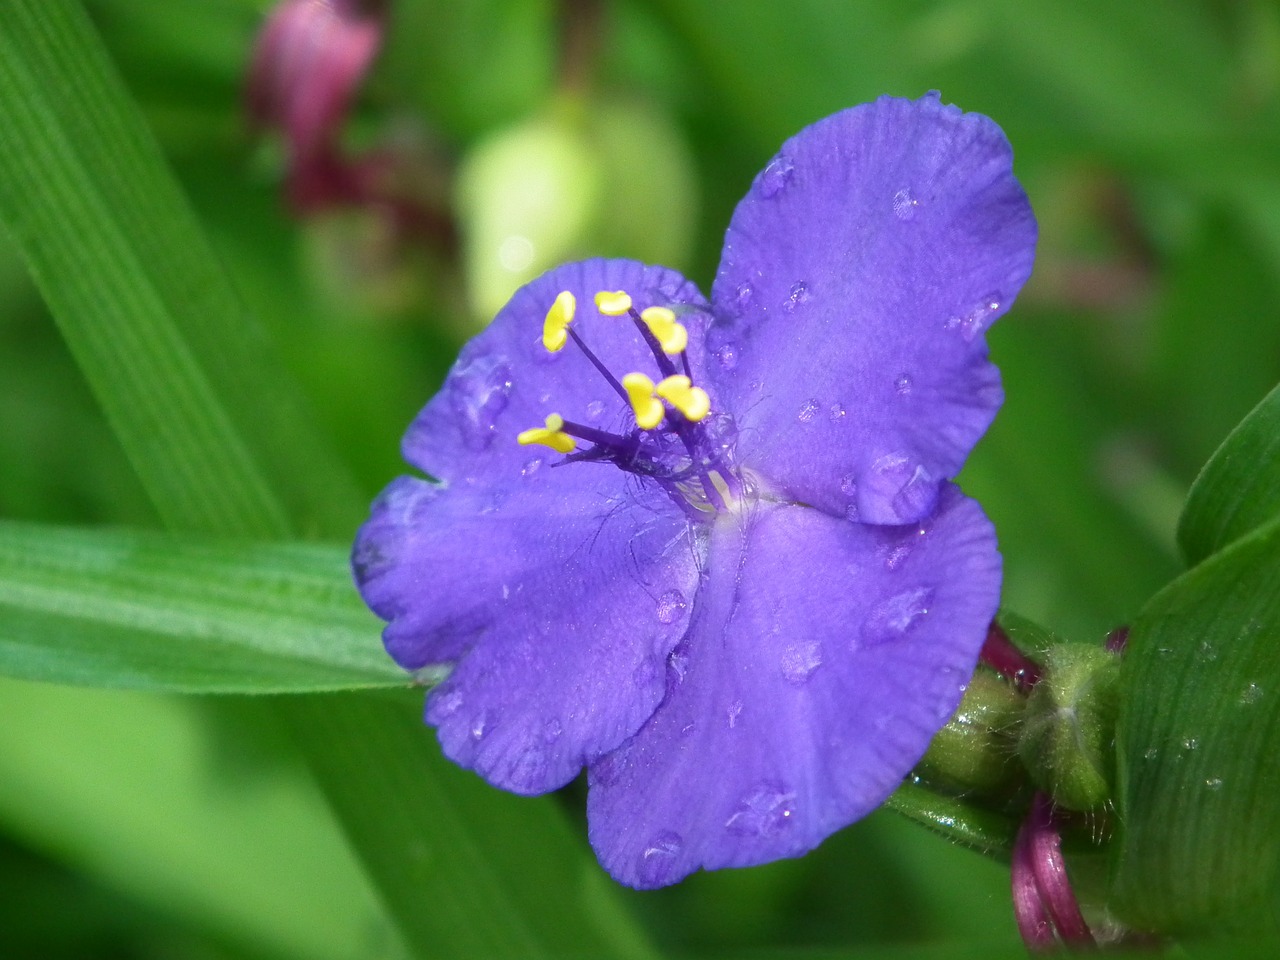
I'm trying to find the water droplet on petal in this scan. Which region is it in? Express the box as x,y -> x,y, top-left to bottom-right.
840,474 -> 858,496
431,688 -> 464,719
734,282 -> 754,313
542,718 -> 563,742
470,709 -> 496,741
782,281 -> 810,313
895,374 -> 913,395
828,402 -> 846,423
797,398 -> 820,423
656,589 -> 688,625
883,543 -> 911,571
862,587 -> 934,645
1240,683 -> 1264,705
521,457 -> 543,479
757,154 -> 794,198
726,699 -> 743,728
780,641 -> 823,684
451,356 -> 513,450
892,187 -> 919,220
714,342 -> 739,370
638,831 -> 684,885
726,782 -> 797,837
585,399 -> 606,421
949,292 -> 1004,343
668,649 -> 690,683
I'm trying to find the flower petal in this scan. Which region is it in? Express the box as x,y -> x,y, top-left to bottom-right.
401,258 -> 710,484
353,469 -> 702,794
585,485 -> 1000,887
707,93 -> 1035,524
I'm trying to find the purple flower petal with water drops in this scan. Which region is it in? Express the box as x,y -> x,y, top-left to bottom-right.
353,92 -> 1034,886
586,485 -> 1000,887
708,93 -> 1035,524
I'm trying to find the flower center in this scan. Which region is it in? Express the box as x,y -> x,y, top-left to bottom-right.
517,288 -> 742,515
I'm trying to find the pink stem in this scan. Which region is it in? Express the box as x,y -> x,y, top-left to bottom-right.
979,622 -> 1042,691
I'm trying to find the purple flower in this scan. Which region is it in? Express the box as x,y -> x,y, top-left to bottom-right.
353,93 -> 1036,888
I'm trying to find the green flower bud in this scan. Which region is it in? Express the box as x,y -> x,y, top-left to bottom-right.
916,667 -> 1029,800
456,96 -> 697,324
1018,644 -> 1122,811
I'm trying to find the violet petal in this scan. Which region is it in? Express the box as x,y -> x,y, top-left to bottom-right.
586,484 -> 1001,887
707,93 -> 1036,524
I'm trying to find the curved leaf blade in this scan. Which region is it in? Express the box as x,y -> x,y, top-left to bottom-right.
1112,515 -> 1280,933
1178,381 -> 1280,565
0,521 -> 405,693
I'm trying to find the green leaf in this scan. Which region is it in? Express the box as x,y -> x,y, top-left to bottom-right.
283,691 -> 657,960
884,781 -> 1019,862
0,0 -> 364,539
0,677 -> 405,960
0,520 -> 405,693
1178,381 -> 1280,566
1111,514 -> 1280,934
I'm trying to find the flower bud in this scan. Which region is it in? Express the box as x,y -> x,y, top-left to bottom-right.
916,667 -> 1029,800
456,97 -> 697,324
1017,644 -> 1122,811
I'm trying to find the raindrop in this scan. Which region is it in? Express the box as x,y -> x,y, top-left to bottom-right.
1181,737 -> 1199,752
668,649 -> 690,683
470,709 -> 496,741
892,188 -> 919,221
656,589 -> 688,625
734,282 -> 754,312
521,457 -> 543,479
431,688 -> 464,719
781,641 -> 823,684
757,154 -> 794,198
828,402 -> 846,423
782,281 -> 810,313
542,718 -> 563,742
797,398 -> 820,423
714,342 -> 739,370
1205,777 -> 1224,791
1142,747 -> 1159,760
883,543 -> 911,571
1240,682 -> 1264,705
725,782 -> 797,837
1198,640 -> 1218,662
451,355 -> 513,450
726,699 -> 743,728
839,474 -> 858,496
585,399 -> 607,421
894,374 -> 913,395
638,831 -> 683,885
950,292 -> 1004,343
862,587 -> 934,645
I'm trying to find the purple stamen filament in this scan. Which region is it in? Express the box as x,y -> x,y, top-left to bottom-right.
547,301 -> 742,513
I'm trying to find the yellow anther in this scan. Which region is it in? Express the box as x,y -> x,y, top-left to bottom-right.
517,413 -> 576,453
640,306 -> 688,354
542,291 -> 576,352
622,373 -> 666,430
656,375 -> 711,422
594,290 -> 633,316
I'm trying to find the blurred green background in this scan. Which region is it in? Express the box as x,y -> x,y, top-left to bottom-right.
2,0 -> 1279,957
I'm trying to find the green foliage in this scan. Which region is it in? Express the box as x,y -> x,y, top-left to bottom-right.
1114,514 -> 1280,934
1,0 -> 1280,956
